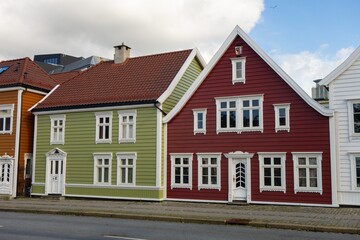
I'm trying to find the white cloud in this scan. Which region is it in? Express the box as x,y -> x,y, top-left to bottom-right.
0,0 -> 265,62
271,46 -> 355,95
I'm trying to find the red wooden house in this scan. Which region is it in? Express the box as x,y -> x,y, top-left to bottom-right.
164,26 -> 337,206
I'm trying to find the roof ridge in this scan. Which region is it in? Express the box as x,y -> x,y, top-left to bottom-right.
129,49 -> 192,60
18,57 -> 29,84
28,57 -> 60,84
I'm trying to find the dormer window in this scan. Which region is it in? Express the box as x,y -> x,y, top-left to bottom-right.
231,58 -> 246,84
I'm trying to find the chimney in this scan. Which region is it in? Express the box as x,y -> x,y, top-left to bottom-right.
114,43 -> 131,64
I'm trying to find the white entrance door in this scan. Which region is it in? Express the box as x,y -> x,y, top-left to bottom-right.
232,159 -> 247,200
48,159 -> 64,194
0,161 -> 13,195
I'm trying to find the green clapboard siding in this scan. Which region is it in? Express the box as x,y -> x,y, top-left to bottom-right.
34,107 -> 159,198
65,187 -> 164,199
162,57 -> 203,113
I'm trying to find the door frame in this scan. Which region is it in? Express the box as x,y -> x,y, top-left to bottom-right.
0,154 -> 14,196
45,148 -> 67,195
224,151 -> 253,203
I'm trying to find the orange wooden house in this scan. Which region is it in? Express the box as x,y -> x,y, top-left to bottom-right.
0,58 -> 58,197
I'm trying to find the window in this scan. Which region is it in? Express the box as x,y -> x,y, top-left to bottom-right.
93,153 -> 112,185
349,101 -> 360,136
216,95 -> 263,133
193,109 -> 207,134
0,66 -> 9,74
95,112 -> 112,143
241,97 -> 262,131
117,153 -> 136,185
216,98 -> 238,132
231,58 -> 246,84
197,153 -> 221,190
170,154 -> 192,189
258,153 -> 286,192
50,115 -> 65,144
0,104 -> 14,134
274,104 -> 290,132
350,154 -> 360,189
118,110 -> 136,143
43,58 -> 58,65
292,153 -> 322,194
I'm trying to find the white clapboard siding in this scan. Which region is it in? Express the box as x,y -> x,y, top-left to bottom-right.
330,56 -> 360,205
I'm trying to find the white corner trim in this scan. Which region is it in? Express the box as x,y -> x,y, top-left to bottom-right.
32,115 -> 38,183
12,89 -> 23,197
28,84 -> 60,112
164,25 -> 333,123
157,48 -> 206,104
320,45 -> 360,86
155,109 -> 162,187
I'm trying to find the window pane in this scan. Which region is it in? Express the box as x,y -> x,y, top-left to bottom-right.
264,168 -> 271,176
211,167 -> 217,176
183,167 -> 189,176
279,116 -> 286,126
236,62 -> 242,79
99,118 -> 104,124
309,158 -> 317,165
203,176 -> 208,184
5,117 -> 11,130
221,111 -> 227,128
175,176 -> 180,184
0,119 -> 3,131
264,177 -> 271,186
264,158 -> 271,165
274,157 -> 281,165
274,168 -> 281,177
128,158 -> 133,165
183,176 -> 189,184
105,126 -> 109,139
211,176 -> 217,184
99,126 -> 103,139
229,101 -> 236,108
299,168 -> 306,177
183,158 -> 189,164
220,102 -> 227,109
121,159 -> 126,165
202,158 -> 208,165
104,159 -> 109,165
129,115 -> 134,122
252,99 -> 259,106
211,158 -> 217,165
353,103 -> 360,113
197,112 -> 203,121
243,100 -> 249,107
299,177 -> 306,187
202,167 -> 208,176
129,125 -> 134,138
274,177 -> 282,186
128,168 -> 133,183
105,117 -> 110,123
279,108 -> 286,117
198,119 -> 203,129
309,168 -> 317,178
252,109 -> 259,127
175,158 -> 181,164
122,125 -> 127,138
243,110 -> 249,127
98,168 -> 102,182
310,178 -> 317,187
104,168 -> 109,182
298,158 -> 306,165
121,168 -> 126,183
175,167 -> 180,175
230,111 -> 236,128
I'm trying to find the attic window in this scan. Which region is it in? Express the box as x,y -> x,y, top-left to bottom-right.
231,58 -> 246,84
0,66 -> 9,74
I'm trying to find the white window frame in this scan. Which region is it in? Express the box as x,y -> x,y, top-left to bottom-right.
118,110 -> 136,143
274,104 -> 290,132
197,153 -> 222,191
216,95 -> 263,134
0,104 -> 14,134
348,100 -> 360,139
116,152 -> 136,186
231,58 -> 246,84
350,153 -> 360,190
258,153 -> 286,193
95,112 -> 112,144
170,153 -> 193,189
193,109 -> 207,135
50,115 -> 66,144
292,152 -> 322,194
93,153 -> 112,185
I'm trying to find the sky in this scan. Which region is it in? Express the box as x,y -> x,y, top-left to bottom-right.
0,0 -> 359,95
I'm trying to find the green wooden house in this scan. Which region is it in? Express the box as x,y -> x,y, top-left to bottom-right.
30,44 -> 205,200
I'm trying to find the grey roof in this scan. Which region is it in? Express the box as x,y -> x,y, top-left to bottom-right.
50,56 -> 108,74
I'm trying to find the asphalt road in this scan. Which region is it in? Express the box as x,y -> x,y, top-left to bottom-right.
0,211 -> 358,240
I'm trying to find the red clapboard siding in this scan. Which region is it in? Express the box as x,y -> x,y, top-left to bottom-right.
167,35 -> 332,205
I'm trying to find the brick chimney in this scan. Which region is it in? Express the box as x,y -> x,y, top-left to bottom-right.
114,43 -> 131,64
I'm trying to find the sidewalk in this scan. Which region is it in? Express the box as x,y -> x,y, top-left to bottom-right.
0,197 -> 359,234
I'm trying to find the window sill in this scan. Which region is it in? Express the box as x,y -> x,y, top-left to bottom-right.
0,131 -> 12,135
194,130 -> 206,135
119,139 -> 136,144
198,185 -> 221,191
171,184 -> 192,190
96,140 -> 112,144
260,187 -> 286,193
50,141 -> 64,145
294,188 -> 322,195
232,79 -> 246,84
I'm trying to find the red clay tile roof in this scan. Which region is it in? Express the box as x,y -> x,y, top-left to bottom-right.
51,71 -> 81,84
34,49 -> 193,111
0,57 -> 58,91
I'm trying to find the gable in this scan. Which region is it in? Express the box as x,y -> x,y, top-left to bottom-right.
164,26 -> 332,123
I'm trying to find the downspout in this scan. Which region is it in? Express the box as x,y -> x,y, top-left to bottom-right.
13,89 -> 23,197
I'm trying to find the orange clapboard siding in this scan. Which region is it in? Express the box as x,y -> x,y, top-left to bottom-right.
0,90 -> 18,157
17,91 -> 45,195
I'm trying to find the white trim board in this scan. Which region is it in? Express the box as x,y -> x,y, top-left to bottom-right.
164,25 -> 333,123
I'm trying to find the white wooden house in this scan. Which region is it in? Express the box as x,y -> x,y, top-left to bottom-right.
320,46 -> 360,205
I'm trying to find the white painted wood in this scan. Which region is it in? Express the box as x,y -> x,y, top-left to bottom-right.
321,46 -> 360,205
